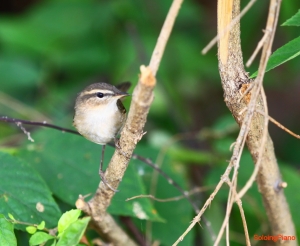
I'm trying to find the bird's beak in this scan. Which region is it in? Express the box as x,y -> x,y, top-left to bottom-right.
117,91 -> 131,98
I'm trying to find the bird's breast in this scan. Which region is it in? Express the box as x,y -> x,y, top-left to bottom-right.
73,102 -> 125,145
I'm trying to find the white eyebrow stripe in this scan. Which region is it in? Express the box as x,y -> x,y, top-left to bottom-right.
86,89 -> 113,94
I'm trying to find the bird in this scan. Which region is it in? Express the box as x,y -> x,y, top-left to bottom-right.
73,82 -> 131,191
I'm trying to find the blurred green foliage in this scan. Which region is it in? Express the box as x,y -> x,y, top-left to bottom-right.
251,10 -> 300,77
0,0 -> 299,245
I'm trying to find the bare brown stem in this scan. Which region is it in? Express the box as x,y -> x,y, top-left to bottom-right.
175,0 -> 297,245
217,0 -> 296,245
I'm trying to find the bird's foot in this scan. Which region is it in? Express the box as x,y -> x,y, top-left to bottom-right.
99,170 -> 119,192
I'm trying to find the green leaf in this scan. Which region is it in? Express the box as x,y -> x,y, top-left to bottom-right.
20,129 -> 163,222
282,9 -> 300,26
0,2 -> 99,52
0,214 -> 17,246
168,147 -> 214,164
29,232 -> 55,246
0,1 -> 111,75
0,152 -> 61,230
37,221 -> 45,230
56,217 -> 90,246
26,226 -> 37,234
250,36 -> 300,78
0,56 -> 41,94
58,209 -> 81,235
7,213 -> 15,221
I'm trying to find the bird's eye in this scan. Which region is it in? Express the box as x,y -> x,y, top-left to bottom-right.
97,92 -> 104,98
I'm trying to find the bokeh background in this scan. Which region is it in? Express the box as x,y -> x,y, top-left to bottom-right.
0,0 -> 299,245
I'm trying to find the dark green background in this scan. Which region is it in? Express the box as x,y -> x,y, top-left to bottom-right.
0,0 -> 299,245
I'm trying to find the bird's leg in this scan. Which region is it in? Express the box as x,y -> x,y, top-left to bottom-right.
99,144 -> 106,174
99,144 -> 119,192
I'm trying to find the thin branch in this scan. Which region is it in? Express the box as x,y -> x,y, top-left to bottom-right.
84,0 -> 184,244
214,180 -> 250,246
7,219 -> 53,233
207,80 -> 263,246
0,91 -> 51,122
237,88 -> 269,200
149,0 -> 183,75
0,116 -> 79,135
224,0 -> 282,243
146,130 -> 218,243
126,186 -> 213,203
0,116 -> 204,215
127,194 -> 180,203
173,81 -> 263,245
132,153 -> 200,213
246,31 -> 268,67
173,176 -> 226,246
256,110 -> 300,139
14,122 -> 34,142
202,0 -> 257,55
238,102 -> 299,200
228,181 -> 250,246
174,0 -> 291,244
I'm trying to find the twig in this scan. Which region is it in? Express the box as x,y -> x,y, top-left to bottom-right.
173,175 -> 226,246
227,181 -> 250,246
127,194 -> 179,203
237,88 -> 269,201
222,83 -> 262,244
0,91 -> 51,122
214,180 -> 250,246
205,78 -> 262,246
120,216 -> 147,246
202,0 -> 257,55
173,82 -> 256,245
246,31 -> 268,67
1,116 -> 203,216
149,0 -> 183,75
132,153 -> 200,213
209,100 -> 253,246
7,218 -> 53,234
238,103 -> 300,200
150,132 -> 198,199
174,0 -> 287,244
256,110 -> 300,139
147,130 -> 216,242
15,122 -> 34,142
235,0 -> 296,244
224,0 -> 282,243
126,186 -> 213,203
0,116 -> 79,135
84,0 -> 184,244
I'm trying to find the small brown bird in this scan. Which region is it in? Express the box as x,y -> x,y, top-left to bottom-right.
73,82 -> 131,191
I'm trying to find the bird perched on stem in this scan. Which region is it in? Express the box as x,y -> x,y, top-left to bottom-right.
73,82 -> 131,192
